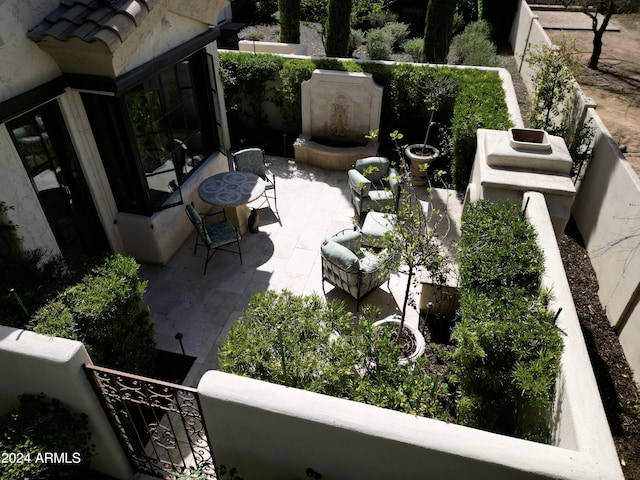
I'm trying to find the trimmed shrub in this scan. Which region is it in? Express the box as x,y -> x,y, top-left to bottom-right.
30,254 -> 156,375
348,28 -> 365,55
366,28 -> 392,60
381,22 -> 410,50
278,0 -> 301,43
403,37 -> 424,62
451,201 -> 563,441
422,0 -> 457,63
278,58 -> 316,129
448,20 -> 499,67
219,290 -> 451,419
325,0 -> 352,57
0,393 -> 95,479
451,69 -> 513,190
219,52 -> 284,128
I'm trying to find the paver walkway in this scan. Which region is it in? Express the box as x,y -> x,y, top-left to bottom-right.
139,157 -> 464,387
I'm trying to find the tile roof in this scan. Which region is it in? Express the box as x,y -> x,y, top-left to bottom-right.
28,0 -> 157,53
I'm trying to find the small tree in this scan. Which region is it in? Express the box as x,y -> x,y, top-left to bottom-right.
278,0 -> 301,44
561,0 -> 632,69
325,0 -> 352,57
422,0 -> 457,63
381,131 -> 452,334
527,41 -> 581,136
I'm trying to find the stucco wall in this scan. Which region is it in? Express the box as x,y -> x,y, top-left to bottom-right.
115,152 -> 230,265
0,325 -> 131,480
199,369 -> 621,480
0,0 -> 62,102
511,0 -> 640,383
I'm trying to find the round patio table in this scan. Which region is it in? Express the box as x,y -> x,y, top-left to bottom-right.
198,171 -> 265,234
198,171 -> 265,207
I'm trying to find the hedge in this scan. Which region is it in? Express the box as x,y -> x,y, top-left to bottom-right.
451,69 -> 513,190
30,254 -> 156,375
451,201 -> 563,441
218,53 -> 512,191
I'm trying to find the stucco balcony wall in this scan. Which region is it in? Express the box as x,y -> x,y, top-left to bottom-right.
0,326 -> 132,480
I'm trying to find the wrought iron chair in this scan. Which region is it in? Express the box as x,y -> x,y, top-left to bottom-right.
321,229 -> 391,310
185,203 -> 242,274
231,148 -> 279,220
348,156 -> 401,218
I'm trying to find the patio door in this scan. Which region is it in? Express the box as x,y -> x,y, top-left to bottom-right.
8,101 -> 109,257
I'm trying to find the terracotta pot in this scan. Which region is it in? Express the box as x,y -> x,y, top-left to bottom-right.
405,144 -> 440,186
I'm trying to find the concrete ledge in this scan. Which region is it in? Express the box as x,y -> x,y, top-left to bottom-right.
198,370 -> 621,480
293,135 -> 379,171
238,40 -> 308,55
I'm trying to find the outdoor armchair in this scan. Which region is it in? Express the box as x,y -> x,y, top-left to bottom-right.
348,156 -> 401,217
321,229 -> 391,310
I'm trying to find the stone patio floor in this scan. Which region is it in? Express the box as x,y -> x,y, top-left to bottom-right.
139,156 -> 463,388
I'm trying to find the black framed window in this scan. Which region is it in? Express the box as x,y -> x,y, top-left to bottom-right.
82,49 -> 219,216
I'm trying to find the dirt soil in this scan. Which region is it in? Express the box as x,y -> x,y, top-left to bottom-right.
559,222 -> 640,479
538,11 -> 640,175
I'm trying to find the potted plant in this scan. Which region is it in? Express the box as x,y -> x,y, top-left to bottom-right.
404,71 -> 457,185
375,131 -> 453,361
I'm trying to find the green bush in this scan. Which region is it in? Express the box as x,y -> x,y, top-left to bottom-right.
366,28 -> 392,60
278,58 -> 316,129
278,0 -> 301,43
300,0 -> 328,23
0,393 -> 95,479
447,20 -> 499,67
352,0 -> 393,28
325,0 -> 352,57
219,52 -> 284,128
0,204 -> 96,329
30,254 -> 156,375
381,22 -> 410,50
403,38 -> 424,62
422,0 -> 457,63
219,290 -> 451,419
450,69 -> 513,190
348,28 -> 365,55
451,201 -> 563,441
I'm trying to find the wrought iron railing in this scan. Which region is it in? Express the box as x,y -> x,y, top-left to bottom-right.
84,364 -> 216,479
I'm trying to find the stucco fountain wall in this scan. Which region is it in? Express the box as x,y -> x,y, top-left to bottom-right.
294,69 -> 382,170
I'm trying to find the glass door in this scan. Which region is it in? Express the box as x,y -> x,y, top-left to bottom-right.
8,100 -> 109,257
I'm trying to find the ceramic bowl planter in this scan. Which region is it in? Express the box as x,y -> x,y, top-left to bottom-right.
405,144 -> 440,186
373,316 -> 426,365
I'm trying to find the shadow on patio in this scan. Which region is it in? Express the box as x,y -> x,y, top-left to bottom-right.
139,156 -> 450,387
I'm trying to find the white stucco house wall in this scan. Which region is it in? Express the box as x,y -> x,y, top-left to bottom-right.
0,0 -> 232,264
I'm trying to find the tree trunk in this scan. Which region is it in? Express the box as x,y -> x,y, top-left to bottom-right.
589,29 -> 604,69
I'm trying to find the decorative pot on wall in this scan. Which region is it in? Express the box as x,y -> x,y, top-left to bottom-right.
405,144 -> 440,186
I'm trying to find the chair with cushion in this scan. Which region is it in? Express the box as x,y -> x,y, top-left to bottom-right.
232,148 -> 278,219
321,229 -> 391,310
185,203 -> 242,274
348,156 -> 401,218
